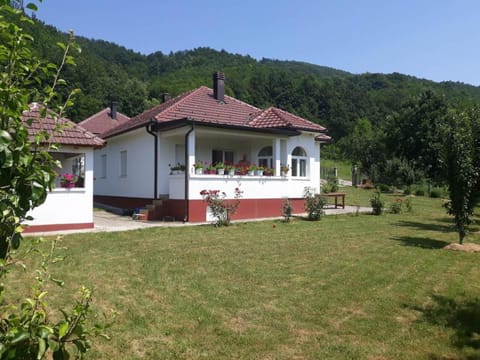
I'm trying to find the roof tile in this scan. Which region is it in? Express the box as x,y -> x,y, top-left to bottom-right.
78,107 -> 130,137
23,103 -> 105,148
102,86 -> 328,138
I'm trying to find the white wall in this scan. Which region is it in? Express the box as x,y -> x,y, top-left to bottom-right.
169,131 -> 321,200
94,128 -> 155,198
26,146 -> 94,226
95,126 -> 321,201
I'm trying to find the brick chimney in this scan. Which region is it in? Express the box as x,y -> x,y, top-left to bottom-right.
110,101 -> 118,120
213,71 -> 225,102
162,93 -> 171,103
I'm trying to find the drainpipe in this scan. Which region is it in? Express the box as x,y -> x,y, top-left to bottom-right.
184,123 -> 195,222
146,120 -> 158,199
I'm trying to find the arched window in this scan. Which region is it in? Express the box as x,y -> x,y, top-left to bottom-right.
258,146 -> 273,168
291,146 -> 307,177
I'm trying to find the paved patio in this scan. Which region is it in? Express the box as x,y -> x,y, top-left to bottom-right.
25,205 -> 372,236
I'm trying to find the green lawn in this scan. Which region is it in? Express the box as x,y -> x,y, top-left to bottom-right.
9,189 -> 480,359
321,159 -> 352,180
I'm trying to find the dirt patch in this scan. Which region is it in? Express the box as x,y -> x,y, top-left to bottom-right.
443,243 -> 480,252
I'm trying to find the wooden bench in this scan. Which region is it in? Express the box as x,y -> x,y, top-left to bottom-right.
321,192 -> 346,209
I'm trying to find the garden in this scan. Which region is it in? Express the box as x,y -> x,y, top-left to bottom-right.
7,187 -> 480,359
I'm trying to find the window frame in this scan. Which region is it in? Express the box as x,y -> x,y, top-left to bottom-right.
291,146 -> 308,177
120,150 -> 127,178
258,146 -> 273,169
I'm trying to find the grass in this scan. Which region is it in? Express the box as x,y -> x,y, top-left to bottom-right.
321,159 -> 352,180
8,188 -> 480,359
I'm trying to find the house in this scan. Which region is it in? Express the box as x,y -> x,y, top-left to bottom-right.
88,72 -> 331,222
78,102 -> 130,137
23,103 -> 105,233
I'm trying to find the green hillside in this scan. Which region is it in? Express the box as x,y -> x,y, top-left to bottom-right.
17,14 -> 480,143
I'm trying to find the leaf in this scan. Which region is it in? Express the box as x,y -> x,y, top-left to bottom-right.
11,331 -> 29,344
26,2 -> 38,11
11,232 -> 21,249
51,278 -> 65,287
37,338 -> 46,359
58,320 -> 69,339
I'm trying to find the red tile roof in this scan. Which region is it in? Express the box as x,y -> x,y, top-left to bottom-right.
248,107 -> 326,132
315,133 -> 332,143
23,103 -> 105,148
103,86 -> 328,138
78,107 -> 130,137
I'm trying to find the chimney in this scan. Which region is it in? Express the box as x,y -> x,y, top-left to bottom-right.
162,93 -> 171,103
110,101 -> 118,120
213,71 -> 225,102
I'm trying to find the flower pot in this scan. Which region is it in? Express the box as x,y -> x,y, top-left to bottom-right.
281,171 -> 288,177
255,170 -> 263,176
195,168 -> 203,175
217,168 -> 225,175
228,169 -> 235,176
248,170 -> 255,176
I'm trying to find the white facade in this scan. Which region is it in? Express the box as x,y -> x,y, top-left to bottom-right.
26,146 -> 95,227
95,125 -> 321,201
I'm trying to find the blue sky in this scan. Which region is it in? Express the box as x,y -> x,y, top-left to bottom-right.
36,0 -> 480,85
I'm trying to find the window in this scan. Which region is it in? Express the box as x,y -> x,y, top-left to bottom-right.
100,154 -> 107,178
258,146 -> 273,168
212,149 -> 234,165
291,146 -> 307,177
120,151 -> 127,177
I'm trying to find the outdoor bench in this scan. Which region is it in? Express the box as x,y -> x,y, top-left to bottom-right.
321,192 -> 346,209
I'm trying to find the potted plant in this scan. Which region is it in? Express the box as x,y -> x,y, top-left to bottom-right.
193,161 -> 204,175
247,164 -> 256,176
255,165 -> 264,176
263,167 -> 274,176
205,163 -> 216,175
281,164 -> 290,177
224,163 -> 235,176
235,163 -> 246,176
215,162 -> 225,175
169,163 -> 185,175
60,173 -> 76,188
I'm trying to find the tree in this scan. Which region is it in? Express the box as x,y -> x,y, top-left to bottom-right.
0,3 -> 110,358
442,108 -> 480,244
387,90 -> 448,180
0,1 -> 71,259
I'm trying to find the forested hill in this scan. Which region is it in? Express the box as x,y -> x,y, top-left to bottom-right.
20,15 -> 480,140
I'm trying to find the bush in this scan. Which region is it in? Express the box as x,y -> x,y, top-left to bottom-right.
429,187 -> 444,198
304,187 -> 326,221
376,183 -> 392,193
390,198 -> 403,214
415,188 -> 425,196
322,176 -> 339,193
370,191 -> 384,215
200,187 -> 243,226
282,198 -> 292,222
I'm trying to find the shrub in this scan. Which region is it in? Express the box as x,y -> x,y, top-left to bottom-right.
282,198 -> 292,222
429,187 -> 444,198
370,191 -> 384,215
404,197 -> 413,212
303,187 -> 326,221
390,198 -> 403,214
376,183 -> 392,193
200,187 -> 243,226
322,176 -> 339,193
415,188 -> 425,196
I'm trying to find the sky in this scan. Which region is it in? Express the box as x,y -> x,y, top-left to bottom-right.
35,0 -> 480,86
